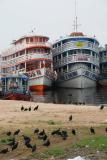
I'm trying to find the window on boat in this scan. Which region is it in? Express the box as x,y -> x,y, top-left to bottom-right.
58,54 -> 61,59
26,38 -> 29,43
20,50 -> 25,56
13,54 -> 15,58
63,66 -> 67,72
20,63 -> 25,69
16,52 -> 19,57
92,52 -> 95,56
26,61 -> 40,71
100,52 -> 102,57
68,50 -> 73,55
87,63 -> 91,70
30,37 -> 33,43
93,65 -> 95,70
62,52 -> 67,57
73,50 -> 76,54
75,49 -> 81,54
57,43 -> 61,47
104,52 -> 107,56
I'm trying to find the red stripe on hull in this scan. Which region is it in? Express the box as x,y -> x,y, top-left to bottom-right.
4,93 -> 31,101
29,85 -> 49,91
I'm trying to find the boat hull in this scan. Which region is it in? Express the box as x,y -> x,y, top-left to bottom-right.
29,76 -> 53,91
55,68 -> 97,89
3,92 -> 31,101
55,75 -> 96,88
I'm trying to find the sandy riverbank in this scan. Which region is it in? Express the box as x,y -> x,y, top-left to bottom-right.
0,100 -> 107,160
0,100 -> 106,130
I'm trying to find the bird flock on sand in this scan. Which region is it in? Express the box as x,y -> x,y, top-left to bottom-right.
21,105 -> 39,111
0,104 -> 106,154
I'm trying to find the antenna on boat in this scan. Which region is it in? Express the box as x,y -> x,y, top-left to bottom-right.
30,28 -> 36,34
73,0 -> 81,32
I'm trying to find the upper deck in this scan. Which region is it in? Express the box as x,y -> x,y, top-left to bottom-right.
52,32 -> 99,56
2,35 -> 52,57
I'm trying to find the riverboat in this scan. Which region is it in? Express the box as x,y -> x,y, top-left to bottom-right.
99,45 -> 107,86
1,34 -> 54,91
1,74 -> 31,100
52,32 -> 100,88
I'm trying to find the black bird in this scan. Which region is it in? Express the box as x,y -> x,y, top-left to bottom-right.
32,144 -> 36,152
90,127 -> 95,134
72,129 -> 76,135
0,148 -> 8,154
51,128 -> 61,135
29,106 -> 31,111
21,105 -> 24,111
24,108 -> 28,111
61,130 -> 68,140
34,105 -> 39,111
74,102 -> 78,105
61,130 -> 68,137
22,135 -> 31,143
43,139 -> 50,147
69,115 -> 72,121
14,129 -> 20,136
78,102 -> 82,105
53,100 -> 56,104
38,129 -> 45,136
12,142 -> 18,151
34,128 -> 39,134
38,134 -> 44,140
43,134 -> 48,141
100,105 -> 104,110
6,131 -> 11,136
25,142 -> 32,148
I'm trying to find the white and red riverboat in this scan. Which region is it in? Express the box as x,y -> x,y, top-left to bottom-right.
1,34 -> 54,91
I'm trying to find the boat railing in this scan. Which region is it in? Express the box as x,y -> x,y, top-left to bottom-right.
1,53 -> 52,68
2,42 -> 52,56
53,41 -> 99,56
54,55 -> 99,68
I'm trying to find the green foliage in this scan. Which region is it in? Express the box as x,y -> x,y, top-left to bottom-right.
47,120 -> 62,125
45,146 -> 65,157
73,136 -> 107,149
30,146 -> 65,159
47,120 -> 55,125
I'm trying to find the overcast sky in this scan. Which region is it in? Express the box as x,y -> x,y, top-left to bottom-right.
0,0 -> 107,52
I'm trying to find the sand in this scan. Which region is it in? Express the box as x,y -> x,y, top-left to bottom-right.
0,100 -> 106,130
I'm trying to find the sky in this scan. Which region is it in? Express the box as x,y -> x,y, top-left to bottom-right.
0,0 -> 107,52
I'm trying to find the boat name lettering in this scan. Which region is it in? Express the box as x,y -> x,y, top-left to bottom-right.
85,71 -> 96,80
60,71 -> 78,80
74,55 -> 89,61
27,70 -> 41,78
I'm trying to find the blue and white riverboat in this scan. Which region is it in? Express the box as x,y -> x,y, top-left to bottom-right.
99,45 -> 107,86
52,32 -> 100,88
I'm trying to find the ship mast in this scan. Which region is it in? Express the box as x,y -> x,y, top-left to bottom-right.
73,0 -> 81,32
